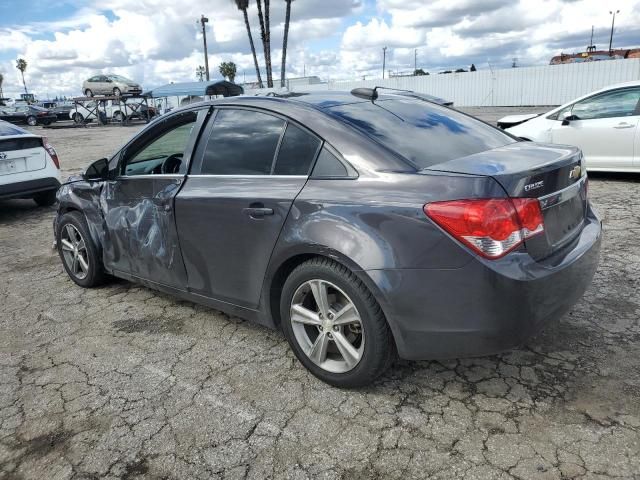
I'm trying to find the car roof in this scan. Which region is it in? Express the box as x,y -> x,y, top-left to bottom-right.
0,119 -> 37,137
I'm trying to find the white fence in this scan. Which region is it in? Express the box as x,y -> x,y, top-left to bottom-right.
245,59 -> 640,107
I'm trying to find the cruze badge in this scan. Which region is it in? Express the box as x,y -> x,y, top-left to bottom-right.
524,180 -> 544,192
569,165 -> 581,179
0,152 -> 7,160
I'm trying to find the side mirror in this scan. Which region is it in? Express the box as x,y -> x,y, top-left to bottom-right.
84,158 -> 109,181
561,113 -> 578,126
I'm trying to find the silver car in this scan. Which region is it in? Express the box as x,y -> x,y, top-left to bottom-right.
82,74 -> 142,97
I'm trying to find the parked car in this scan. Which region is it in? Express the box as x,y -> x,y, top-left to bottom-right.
0,105 -> 58,126
0,120 -> 61,206
54,90 -> 601,387
82,74 -> 142,97
70,100 -> 155,124
36,100 -> 74,120
499,81 -> 640,172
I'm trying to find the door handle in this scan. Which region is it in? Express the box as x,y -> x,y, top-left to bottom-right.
243,206 -> 274,218
614,123 -> 635,129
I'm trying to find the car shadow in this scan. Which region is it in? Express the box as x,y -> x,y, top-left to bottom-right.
0,199 -> 55,225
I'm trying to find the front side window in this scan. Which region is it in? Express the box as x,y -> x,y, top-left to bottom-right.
570,88 -> 640,120
122,112 -> 197,176
200,109 -> 285,175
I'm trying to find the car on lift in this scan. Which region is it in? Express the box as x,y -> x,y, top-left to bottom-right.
0,105 -> 58,126
82,74 -> 142,97
54,89 -> 601,387
0,120 -> 61,206
498,81 -> 640,172
70,100 -> 156,124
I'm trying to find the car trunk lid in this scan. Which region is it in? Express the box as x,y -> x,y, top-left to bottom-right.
425,141 -> 588,259
0,136 -> 46,176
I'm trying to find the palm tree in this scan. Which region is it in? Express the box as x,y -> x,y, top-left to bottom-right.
219,62 -> 237,83
16,58 -> 28,95
234,0 -> 264,88
256,0 -> 273,87
0,73 -> 4,102
281,0 -> 294,88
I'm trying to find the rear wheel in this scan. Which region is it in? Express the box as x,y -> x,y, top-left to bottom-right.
84,89 -> 93,97
72,113 -> 84,124
113,111 -> 124,122
56,211 -> 105,288
280,258 -> 394,388
33,190 -> 57,207
113,87 -> 122,97
26,116 -> 37,126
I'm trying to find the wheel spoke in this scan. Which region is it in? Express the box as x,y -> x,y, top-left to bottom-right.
71,254 -> 79,274
308,333 -> 330,365
65,224 -> 76,243
60,239 -> 74,251
332,331 -> 361,369
291,304 -> 321,326
76,238 -> 85,251
309,280 -> 330,317
77,254 -> 89,273
332,303 -> 360,326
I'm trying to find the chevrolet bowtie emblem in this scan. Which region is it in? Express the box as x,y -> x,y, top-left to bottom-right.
569,165 -> 581,180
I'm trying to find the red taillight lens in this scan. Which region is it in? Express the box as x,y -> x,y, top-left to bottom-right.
424,198 -> 544,259
42,137 -> 60,169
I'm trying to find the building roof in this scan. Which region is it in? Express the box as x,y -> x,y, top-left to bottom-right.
143,80 -> 243,98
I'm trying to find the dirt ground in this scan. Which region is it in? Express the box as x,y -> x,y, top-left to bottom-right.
1,109 -> 639,479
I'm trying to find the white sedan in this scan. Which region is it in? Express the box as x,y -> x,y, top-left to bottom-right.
500,81 -> 640,172
0,120 -> 61,206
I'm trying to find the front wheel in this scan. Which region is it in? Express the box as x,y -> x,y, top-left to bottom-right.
113,87 -> 121,96
280,258 -> 394,388
84,89 -> 93,97
56,211 -> 105,288
72,113 -> 84,124
26,116 -> 37,126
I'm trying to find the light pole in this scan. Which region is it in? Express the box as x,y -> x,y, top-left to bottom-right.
382,46 -> 387,79
414,48 -> 417,74
199,15 -> 210,81
609,10 -> 620,53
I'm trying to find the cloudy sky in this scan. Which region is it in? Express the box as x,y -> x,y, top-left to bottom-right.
0,0 -> 639,99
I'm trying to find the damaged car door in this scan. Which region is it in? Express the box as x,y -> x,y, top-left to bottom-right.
101,109 -> 207,287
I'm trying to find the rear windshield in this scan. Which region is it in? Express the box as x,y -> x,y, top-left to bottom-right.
327,98 -> 515,168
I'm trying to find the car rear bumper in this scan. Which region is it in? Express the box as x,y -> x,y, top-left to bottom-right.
0,177 -> 61,200
367,204 -> 602,360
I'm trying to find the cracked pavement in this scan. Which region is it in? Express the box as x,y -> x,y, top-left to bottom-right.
1,112 -> 639,479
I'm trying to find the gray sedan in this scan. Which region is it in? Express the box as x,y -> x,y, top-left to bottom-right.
53,90 -> 601,387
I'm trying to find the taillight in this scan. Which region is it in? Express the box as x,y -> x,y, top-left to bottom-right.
424,198 -> 544,259
42,137 -> 60,169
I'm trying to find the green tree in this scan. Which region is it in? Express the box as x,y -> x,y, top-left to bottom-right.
234,0 -> 264,88
16,58 -> 28,95
280,0 -> 294,87
219,62 -> 238,83
413,68 -> 428,76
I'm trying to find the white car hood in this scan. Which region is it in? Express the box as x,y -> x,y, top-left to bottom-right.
497,113 -> 540,125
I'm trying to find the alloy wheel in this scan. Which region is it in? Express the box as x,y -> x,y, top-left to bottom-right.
60,224 -> 90,280
290,279 -> 364,373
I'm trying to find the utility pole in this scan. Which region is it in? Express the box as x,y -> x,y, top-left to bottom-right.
199,15 -> 210,81
382,46 -> 387,79
414,49 -> 417,73
609,10 -> 620,53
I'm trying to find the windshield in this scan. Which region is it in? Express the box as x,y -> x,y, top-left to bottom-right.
327,98 -> 515,168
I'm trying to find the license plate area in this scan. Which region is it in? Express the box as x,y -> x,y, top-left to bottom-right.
540,177 -> 586,249
0,157 -> 27,175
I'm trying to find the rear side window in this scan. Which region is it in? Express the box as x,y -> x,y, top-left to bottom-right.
327,98 -> 514,168
273,123 -> 321,175
201,109 -> 285,175
311,148 -> 349,178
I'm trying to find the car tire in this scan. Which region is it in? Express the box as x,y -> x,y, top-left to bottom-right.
280,257 -> 395,388
33,190 -> 57,207
72,113 -> 84,124
56,211 -> 105,288
113,111 -> 124,122
84,89 -> 93,97
26,116 -> 37,126
113,87 -> 121,97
